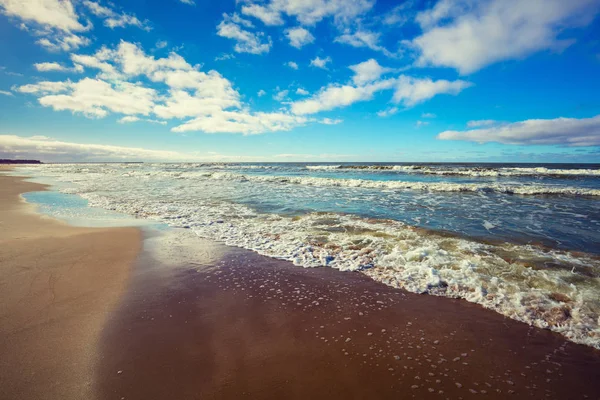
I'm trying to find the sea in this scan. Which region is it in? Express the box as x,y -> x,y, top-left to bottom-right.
16,162 -> 600,349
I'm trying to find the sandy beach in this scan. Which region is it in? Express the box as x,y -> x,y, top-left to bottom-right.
1,170 -> 600,399
0,171 -> 141,400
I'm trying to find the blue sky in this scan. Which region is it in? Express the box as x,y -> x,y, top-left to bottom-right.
0,0 -> 599,162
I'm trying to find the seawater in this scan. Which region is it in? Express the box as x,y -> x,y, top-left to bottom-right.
17,162 -> 600,349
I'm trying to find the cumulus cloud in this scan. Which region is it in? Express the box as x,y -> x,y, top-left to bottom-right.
118,116 -> 167,125
18,41 -> 318,135
0,0 -> 149,52
240,0 -> 374,26
291,72 -> 470,115
291,79 -> 396,115
82,0 -> 150,31
171,110 -> 311,135
241,3 -> 284,26
393,76 -> 472,106
32,78 -> 158,118
335,29 -> 393,56
411,0 -> 600,74
382,3 -> 411,26
34,61 -> 83,73
273,89 -> 289,101
217,13 -> 271,54
310,56 -> 331,69
0,0 -> 86,32
349,59 -> 393,85
0,90 -> 13,96
438,115 -> 600,147
285,26 -> 315,48
377,107 -> 398,117
36,33 -> 90,52
296,88 -> 309,95
285,61 -> 299,70
0,134 -> 187,162
257,89 -> 267,97
321,118 -> 343,125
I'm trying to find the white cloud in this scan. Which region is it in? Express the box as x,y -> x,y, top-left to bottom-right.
18,41 -> 320,135
291,71 -> 471,115
377,107 -> 398,117
421,112 -> 436,118
467,119 -> 497,128
241,4 -> 284,26
0,0 -> 91,51
310,56 -> 331,69
321,118 -> 343,125
178,0 -> 195,5
0,0 -> 86,32
215,53 -> 235,61
16,80 -> 74,94
171,110 -> 311,135
35,78 -> 158,118
0,90 -> 13,96
36,33 -> 90,52
415,120 -> 430,127
335,29 -> 393,56
82,0 -> 150,31
0,135 -> 187,162
156,40 -> 168,49
349,59 -> 393,85
382,3 -> 411,26
257,89 -> 267,97
412,0 -> 600,74
296,88 -> 309,95
438,115 -> 600,147
217,14 -> 272,54
285,26 -> 315,48
291,79 -> 396,115
118,116 -> 167,125
34,61 -> 83,73
240,0 -> 374,26
285,61 -> 299,70
393,76 -> 472,106
274,89 -> 289,101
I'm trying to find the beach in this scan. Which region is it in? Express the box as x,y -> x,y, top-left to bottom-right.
0,171 -> 141,400
1,170 -> 599,399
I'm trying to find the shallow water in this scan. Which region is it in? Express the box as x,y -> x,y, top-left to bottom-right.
16,162 -> 600,349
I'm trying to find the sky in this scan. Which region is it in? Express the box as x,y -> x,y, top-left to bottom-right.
0,0 -> 599,163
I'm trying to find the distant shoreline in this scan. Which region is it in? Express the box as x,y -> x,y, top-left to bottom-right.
0,159 -> 42,164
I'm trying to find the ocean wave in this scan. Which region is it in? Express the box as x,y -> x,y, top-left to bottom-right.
307,165 -> 600,177
206,172 -> 600,196
64,190 -> 600,350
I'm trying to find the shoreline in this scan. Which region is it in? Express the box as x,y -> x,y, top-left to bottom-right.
1,170 -> 600,399
0,172 -> 141,400
97,240 -> 600,399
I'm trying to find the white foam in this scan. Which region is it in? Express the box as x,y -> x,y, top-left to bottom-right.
310,165 -> 600,177
204,171 -> 600,196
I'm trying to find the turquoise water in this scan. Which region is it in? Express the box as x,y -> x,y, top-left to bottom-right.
23,191 -> 156,228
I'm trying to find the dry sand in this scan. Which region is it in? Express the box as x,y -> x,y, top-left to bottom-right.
0,172 -> 141,400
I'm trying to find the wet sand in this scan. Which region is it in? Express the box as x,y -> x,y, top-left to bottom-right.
99,237 -> 600,399
0,172 -> 141,400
